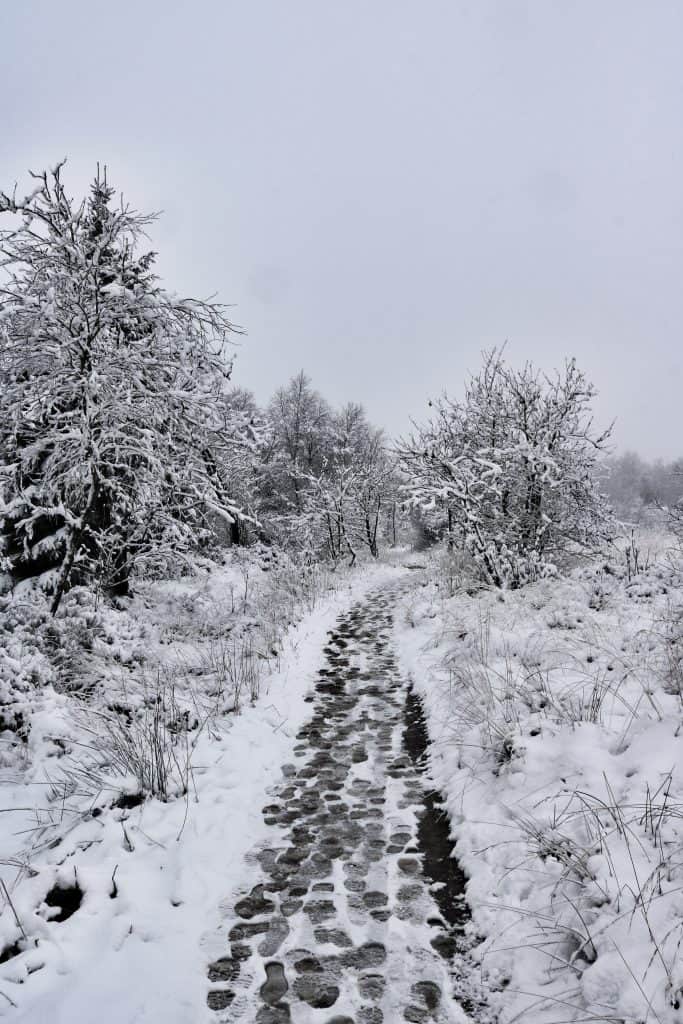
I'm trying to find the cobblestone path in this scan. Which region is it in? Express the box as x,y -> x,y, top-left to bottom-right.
205,587 -> 470,1024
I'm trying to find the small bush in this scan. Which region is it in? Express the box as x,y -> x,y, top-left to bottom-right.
71,673 -> 195,802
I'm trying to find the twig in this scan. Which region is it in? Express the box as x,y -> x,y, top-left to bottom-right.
0,878 -> 27,941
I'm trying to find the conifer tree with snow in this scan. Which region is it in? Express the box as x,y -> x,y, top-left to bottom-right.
0,162 -> 247,611
400,349 -> 614,586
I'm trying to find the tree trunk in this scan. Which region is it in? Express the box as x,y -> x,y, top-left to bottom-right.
108,541 -> 130,598
51,466 -> 100,614
230,517 -> 241,546
365,516 -> 376,557
50,529 -> 78,615
365,496 -> 381,557
326,513 -> 339,560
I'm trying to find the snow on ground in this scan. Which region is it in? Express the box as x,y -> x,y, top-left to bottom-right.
395,532 -> 683,1024
0,550 -> 403,1022
7,531 -> 682,1024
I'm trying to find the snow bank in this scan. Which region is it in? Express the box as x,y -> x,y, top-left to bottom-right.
395,533 -> 683,1024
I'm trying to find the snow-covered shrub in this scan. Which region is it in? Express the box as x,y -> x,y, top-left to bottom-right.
648,597 -> 683,698
201,637 -> 262,713
72,673 -> 195,802
263,554 -> 335,616
399,349 -> 614,587
0,594 -> 57,748
545,600 -> 587,630
586,572 -> 612,611
511,779 -> 683,1019
431,545 -> 471,597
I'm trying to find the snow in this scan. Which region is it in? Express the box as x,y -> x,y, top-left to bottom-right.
394,532 -> 683,1024
4,529 -> 683,1023
0,553 -> 401,1022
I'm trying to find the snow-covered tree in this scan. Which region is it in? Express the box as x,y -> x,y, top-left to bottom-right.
0,162 -> 247,611
207,386 -> 265,546
400,350 -> 614,586
256,372 -> 333,557
258,373 -> 400,563
302,403 -> 397,563
263,371 -> 332,514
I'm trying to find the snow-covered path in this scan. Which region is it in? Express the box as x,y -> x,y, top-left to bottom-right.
206,586 -> 470,1024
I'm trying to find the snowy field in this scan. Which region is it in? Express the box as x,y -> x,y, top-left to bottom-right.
396,530 -> 683,1024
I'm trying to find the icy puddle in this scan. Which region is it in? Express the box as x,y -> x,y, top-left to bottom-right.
206,588 -> 471,1023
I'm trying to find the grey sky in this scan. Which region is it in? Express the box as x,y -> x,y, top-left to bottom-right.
2,1 -> 682,458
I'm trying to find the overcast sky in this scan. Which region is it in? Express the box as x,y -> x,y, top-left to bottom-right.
3,1 -> 682,457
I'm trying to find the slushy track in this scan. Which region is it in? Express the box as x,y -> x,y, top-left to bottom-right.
205,587 -> 470,1024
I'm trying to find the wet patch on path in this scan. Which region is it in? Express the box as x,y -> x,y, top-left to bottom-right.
403,686 -> 469,953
